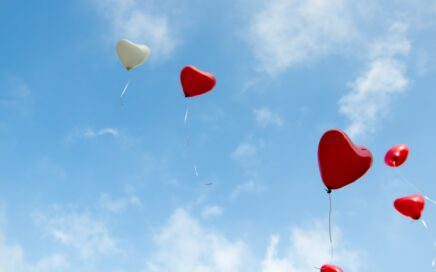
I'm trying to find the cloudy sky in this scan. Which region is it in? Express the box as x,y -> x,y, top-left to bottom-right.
1,0 -> 436,271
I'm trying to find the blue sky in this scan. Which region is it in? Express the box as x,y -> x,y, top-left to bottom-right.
1,0 -> 436,271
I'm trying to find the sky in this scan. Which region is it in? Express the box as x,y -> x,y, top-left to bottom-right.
1,0 -> 436,271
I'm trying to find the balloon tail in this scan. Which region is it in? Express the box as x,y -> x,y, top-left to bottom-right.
184,103 -> 199,178
328,191 -> 334,261
194,164 -> 199,177
184,105 -> 191,147
421,219 -> 436,270
120,80 -> 130,98
184,107 -> 189,125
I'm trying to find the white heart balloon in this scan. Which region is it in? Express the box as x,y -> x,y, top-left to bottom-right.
116,39 -> 150,71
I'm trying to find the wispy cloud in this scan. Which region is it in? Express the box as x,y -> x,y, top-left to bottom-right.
0,233 -> 69,272
231,138 -> 266,177
254,107 -> 284,128
247,0 -> 358,76
261,222 -> 362,271
0,206 -> 365,272
82,127 -> 119,138
339,22 -> 410,138
231,142 -> 258,161
230,180 -> 266,199
32,254 -> 70,272
34,208 -> 119,260
145,209 -> 364,271
94,0 -> 178,59
146,208 -> 254,272
201,205 -> 223,219
0,234 -> 27,272
99,192 -> 142,213
66,127 -> 119,142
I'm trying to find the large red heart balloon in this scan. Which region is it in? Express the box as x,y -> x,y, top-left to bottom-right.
318,129 -> 373,191
321,264 -> 344,272
180,65 -> 216,98
385,144 -> 409,167
394,194 -> 425,220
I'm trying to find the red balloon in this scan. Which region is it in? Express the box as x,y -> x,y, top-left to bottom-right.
394,194 -> 425,220
385,144 -> 409,167
321,264 -> 344,272
318,129 -> 373,191
180,65 -> 216,98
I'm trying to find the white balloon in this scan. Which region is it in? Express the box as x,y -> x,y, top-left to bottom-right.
116,39 -> 150,71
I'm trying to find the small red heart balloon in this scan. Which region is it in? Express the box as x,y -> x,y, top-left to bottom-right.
321,264 -> 344,272
394,194 -> 425,220
385,144 -> 409,167
318,129 -> 373,191
180,65 -> 216,98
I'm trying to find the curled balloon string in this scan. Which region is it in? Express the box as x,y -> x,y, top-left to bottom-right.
421,219 -> 436,270
120,80 -> 130,98
184,103 -> 199,177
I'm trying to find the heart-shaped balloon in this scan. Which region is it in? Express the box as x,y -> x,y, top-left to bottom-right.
318,129 -> 373,191
394,194 -> 425,220
180,65 -> 216,98
321,264 -> 344,272
116,39 -> 150,71
385,144 -> 409,167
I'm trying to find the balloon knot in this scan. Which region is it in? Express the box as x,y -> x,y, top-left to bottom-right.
326,188 -> 332,194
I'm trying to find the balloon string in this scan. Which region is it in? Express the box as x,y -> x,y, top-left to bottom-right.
399,177 -> 436,205
120,80 -> 130,98
421,219 -> 436,270
328,191 -> 334,261
425,196 -> 436,205
184,103 -> 199,177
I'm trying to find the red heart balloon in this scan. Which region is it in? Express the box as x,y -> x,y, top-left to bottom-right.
321,264 -> 344,272
394,194 -> 425,220
385,144 -> 409,167
180,65 -> 216,98
318,129 -> 373,191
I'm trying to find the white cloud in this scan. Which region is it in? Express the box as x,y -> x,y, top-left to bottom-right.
231,143 -> 258,160
231,139 -> 265,176
97,128 -> 119,137
34,209 -> 119,260
339,22 -> 410,138
0,233 -> 69,272
0,234 -> 27,272
0,206 -> 364,272
32,254 -> 70,272
99,192 -> 142,213
201,205 -> 223,219
261,222 -> 362,271
146,208 -> 253,272
83,127 -> 119,138
145,209 -> 363,272
230,180 -> 266,199
248,0 -> 357,75
95,0 -> 177,59
66,127 -> 119,142
254,107 -> 284,128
